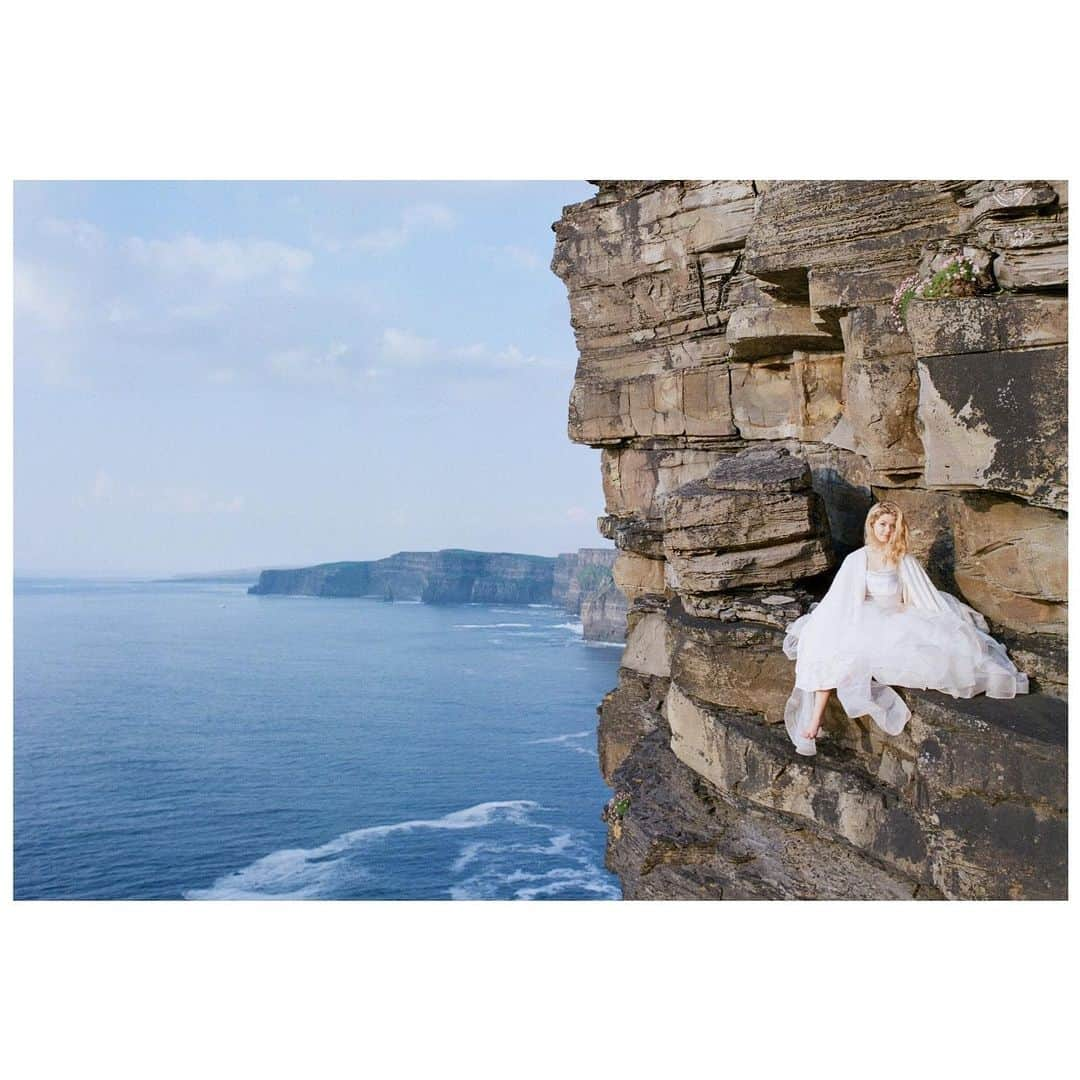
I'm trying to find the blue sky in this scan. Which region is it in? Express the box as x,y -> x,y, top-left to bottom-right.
14,180 -> 607,576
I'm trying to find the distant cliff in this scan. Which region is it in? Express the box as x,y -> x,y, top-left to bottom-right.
553,548 -> 618,613
554,548 -> 626,642
248,547 -> 626,639
249,549 -> 554,604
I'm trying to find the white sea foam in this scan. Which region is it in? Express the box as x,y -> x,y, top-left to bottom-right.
526,730 -> 592,744
451,848 -> 620,901
525,730 -> 599,759
586,640 -> 624,648
550,621 -> 584,635
451,830 -> 577,874
452,622 -> 531,629
186,798 -> 617,901
185,800 -> 543,900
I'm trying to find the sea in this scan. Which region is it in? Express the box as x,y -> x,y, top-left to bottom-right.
13,578 -> 625,900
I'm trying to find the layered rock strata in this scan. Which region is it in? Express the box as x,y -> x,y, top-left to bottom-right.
554,180 -> 1067,900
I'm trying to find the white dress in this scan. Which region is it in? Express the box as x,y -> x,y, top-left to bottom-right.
782,546 -> 1030,757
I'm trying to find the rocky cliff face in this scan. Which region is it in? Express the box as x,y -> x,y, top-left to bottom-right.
249,547 -> 626,639
554,180 -> 1067,899
553,547 -> 626,641
249,549 -> 555,604
553,547 -> 618,612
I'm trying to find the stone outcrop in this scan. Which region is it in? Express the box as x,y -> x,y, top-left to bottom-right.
554,180 -> 1067,900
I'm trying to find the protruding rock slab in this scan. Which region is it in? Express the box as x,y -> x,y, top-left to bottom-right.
661,447 -> 835,593
726,304 -> 841,358
598,513 -> 664,559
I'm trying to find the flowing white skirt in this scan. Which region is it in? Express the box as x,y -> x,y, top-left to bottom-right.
782,593 -> 1029,756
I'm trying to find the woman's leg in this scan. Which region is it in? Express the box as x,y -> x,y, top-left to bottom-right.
804,688 -> 832,739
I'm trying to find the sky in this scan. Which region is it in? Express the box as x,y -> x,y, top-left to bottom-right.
13,180 -> 609,576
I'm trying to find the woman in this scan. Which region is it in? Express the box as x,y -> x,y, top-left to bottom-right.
781,501 -> 1029,757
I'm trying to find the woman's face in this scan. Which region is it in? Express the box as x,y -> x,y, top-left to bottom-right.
872,514 -> 896,545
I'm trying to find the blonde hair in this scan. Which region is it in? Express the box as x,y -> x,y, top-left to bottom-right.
864,501 -> 909,566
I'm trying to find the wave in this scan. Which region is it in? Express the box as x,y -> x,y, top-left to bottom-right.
447,826 -> 619,899
526,730 -> 591,744
185,799 -> 616,901
452,622 -> 532,629
525,730 -> 598,758
550,622 -> 584,635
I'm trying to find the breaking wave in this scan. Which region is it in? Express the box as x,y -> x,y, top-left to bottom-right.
185,799 -> 616,901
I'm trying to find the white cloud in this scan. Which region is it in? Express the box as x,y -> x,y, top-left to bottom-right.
380,327 -> 438,364
126,235 -> 313,288
355,202 -> 456,254
14,260 -> 73,326
40,217 -> 106,252
454,341 -> 568,370
267,342 -> 365,388
379,331 -> 568,373
73,470 -> 245,514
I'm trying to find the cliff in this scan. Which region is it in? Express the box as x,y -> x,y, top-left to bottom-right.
249,546 -> 626,640
553,547 -> 618,613
249,549 -> 555,604
553,547 -> 626,641
555,180 -> 1067,899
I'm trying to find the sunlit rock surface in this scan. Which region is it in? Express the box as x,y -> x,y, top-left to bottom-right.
554,179 -> 1067,900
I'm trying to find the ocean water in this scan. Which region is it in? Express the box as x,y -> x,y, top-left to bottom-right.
14,579 -> 624,900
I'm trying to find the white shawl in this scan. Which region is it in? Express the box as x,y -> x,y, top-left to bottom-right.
807,546 -> 989,631
781,546 -> 990,756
